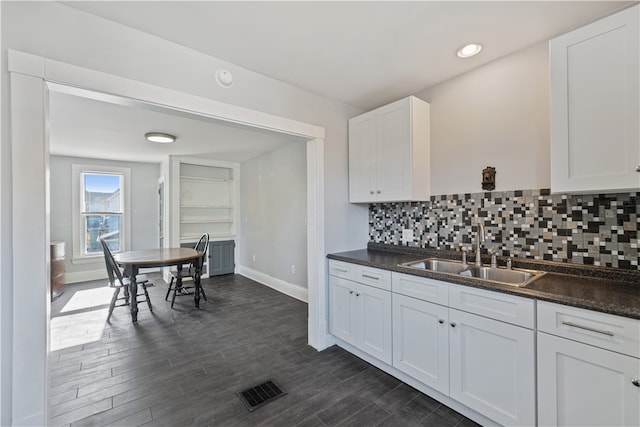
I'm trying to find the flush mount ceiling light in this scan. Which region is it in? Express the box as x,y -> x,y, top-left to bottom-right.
457,43 -> 483,58
145,132 -> 176,144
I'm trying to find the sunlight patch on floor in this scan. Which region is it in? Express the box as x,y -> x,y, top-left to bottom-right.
60,287 -> 113,313
50,308 -> 109,351
51,286 -> 115,352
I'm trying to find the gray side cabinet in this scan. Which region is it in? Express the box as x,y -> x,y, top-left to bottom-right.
209,240 -> 235,276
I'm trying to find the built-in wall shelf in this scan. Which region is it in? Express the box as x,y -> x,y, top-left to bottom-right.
180,175 -> 231,183
180,219 -> 233,224
180,205 -> 233,209
172,159 -> 237,246
180,233 -> 234,241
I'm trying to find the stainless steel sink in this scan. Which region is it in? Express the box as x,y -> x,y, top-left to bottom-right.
459,266 -> 544,287
400,258 -> 469,274
399,257 -> 545,287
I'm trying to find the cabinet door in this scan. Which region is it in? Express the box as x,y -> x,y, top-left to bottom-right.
375,98 -> 411,201
356,283 -> 392,364
209,240 -> 235,276
550,5 -> 639,193
348,111 -> 376,203
329,276 -> 357,345
538,332 -> 640,427
392,294 -> 449,394
449,309 -> 535,426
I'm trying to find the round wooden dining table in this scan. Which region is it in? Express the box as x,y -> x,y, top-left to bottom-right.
113,248 -> 204,321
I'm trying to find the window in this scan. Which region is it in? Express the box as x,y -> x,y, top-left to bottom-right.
82,172 -> 122,254
72,164 -> 131,262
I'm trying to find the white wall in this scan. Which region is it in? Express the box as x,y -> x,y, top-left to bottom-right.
239,142 -> 307,289
417,41 -> 550,195
49,156 -> 161,282
0,2 -> 7,423
1,0 -> 366,252
1,3 -> 364,424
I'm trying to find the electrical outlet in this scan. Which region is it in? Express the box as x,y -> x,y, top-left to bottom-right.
291,265 -> 296,274
402,229 -> 414,243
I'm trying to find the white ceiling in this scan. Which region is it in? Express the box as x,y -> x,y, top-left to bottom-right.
63,0 -> 635,110
50,0 -> 636,164
49,91 -> 306,163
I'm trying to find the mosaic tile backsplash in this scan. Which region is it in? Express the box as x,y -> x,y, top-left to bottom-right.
369,189 -> 639,270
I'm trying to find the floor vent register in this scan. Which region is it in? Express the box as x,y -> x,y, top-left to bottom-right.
237,380 -> 286,412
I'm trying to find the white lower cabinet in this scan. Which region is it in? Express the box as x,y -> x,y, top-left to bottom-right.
329,275 -> 357,344
392,293 -> 450,394
330,260 -> 640,427
537,301 -> 640,427
391,275 -> 536,426
538,332 -> 640,427
449,309 -> 536,427
329,274 -> 392,365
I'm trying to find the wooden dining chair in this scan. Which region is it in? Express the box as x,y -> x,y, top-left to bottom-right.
99,237 -> 153,321
165,232 -> 209,308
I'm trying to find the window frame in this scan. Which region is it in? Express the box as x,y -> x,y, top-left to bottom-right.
71,164 -> 131,263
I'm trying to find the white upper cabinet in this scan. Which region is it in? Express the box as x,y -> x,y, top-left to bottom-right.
348,96 -> 430,203
550,5 -> 640,193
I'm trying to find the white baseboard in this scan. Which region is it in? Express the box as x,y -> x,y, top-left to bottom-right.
65,267 -> 161,284
64,269 -> 107,284
236,265 -> 308,303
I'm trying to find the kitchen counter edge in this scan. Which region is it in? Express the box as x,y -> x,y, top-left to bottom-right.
327,245 -> 640,320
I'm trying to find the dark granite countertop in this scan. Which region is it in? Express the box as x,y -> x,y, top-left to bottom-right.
327,243 -> 640,320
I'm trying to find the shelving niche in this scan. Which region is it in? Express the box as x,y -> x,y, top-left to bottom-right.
179,162 -> 235,241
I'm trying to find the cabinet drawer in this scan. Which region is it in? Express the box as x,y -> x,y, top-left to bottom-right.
328,260 -> 355,280
328,260 -> 391,291
352,265 -> 391,291
392,272 -> 448,306
538,301 -> 640,358
449,284 -> 535,329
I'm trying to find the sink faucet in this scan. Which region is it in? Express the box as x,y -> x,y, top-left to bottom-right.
475,221 -> 486,266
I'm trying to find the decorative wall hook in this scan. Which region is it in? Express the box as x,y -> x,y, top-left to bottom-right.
482,166 -> 496,191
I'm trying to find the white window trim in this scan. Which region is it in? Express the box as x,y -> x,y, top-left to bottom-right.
71,164 -> 131,264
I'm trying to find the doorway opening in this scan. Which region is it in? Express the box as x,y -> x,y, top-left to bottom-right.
8,50 -> 326,426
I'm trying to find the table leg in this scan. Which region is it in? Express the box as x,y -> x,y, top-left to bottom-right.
128,266 -> 139,322
194,259 -> 202,309
170,263 -> 184,308
176,263 -> 183,291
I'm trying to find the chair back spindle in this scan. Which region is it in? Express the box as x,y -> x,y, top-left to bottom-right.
165,233 -> 209,307
98,235 -> 153,320
194,232 -> 210,268
99,237 -> 126,288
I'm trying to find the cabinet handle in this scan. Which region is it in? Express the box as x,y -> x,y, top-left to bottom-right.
362,274 -> 379,280
561,321 -> 614,337
376,190 -> 381,194
334,268 -> 348,273
438,319 -> 445,324
370,190 -> 375,194
450,322 -> 456,327
349,290 -> 354,294
636,166 -> 640,172
356,293 -> 360,297
632,379 -> 640,387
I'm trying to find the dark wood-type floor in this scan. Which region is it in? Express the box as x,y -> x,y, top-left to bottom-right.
49,274 -> 481,427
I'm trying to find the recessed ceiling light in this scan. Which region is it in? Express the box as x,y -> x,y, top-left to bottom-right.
457,43 -> 483,58
145,132 -> 176,144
